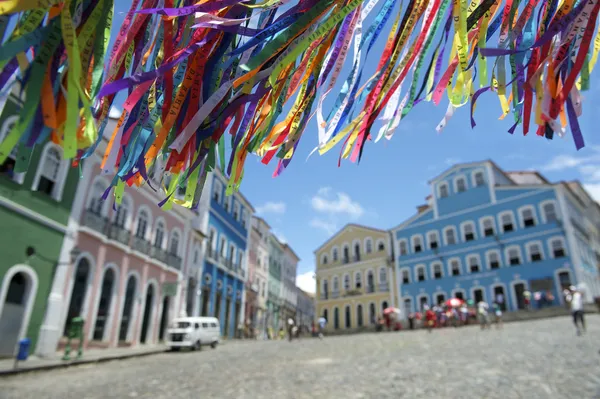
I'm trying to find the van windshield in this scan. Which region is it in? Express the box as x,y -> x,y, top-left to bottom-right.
175,322 -> 191,328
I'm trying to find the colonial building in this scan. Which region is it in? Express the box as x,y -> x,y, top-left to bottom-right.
266,234 -> 284,332
247,216 -> 270,336
36,111 -> 198,355
281,244 -> 300,325
0,82 -> 83,357
296,288 -> 315,331
196,169 -> 254,339
393,161 -> 600,316
315,224 -> 396,332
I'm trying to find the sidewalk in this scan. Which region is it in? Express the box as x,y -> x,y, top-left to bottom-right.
0,345 -> 167,377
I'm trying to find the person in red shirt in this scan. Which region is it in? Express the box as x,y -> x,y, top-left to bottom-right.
425,306 -> 436,333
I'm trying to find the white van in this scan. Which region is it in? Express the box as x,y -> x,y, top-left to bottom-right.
166,317 -> 220,351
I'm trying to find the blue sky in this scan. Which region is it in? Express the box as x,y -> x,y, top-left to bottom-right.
110,2 -> 600,293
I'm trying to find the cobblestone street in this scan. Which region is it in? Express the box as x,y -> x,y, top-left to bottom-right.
2,316 -> 600,399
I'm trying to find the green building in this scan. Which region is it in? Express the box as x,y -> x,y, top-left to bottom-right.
266,234 -> 284,334
0,83 -> 81,357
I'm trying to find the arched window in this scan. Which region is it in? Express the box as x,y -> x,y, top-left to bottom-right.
444,227 -> 457,245
0,115 -> 24,184
462,222 -> 476,241
473,171 -> 485,186
354,272 -> 362,289
34,145 -> 66,200
416,265 -> 426,282
432,262 -> 443,279
345,305 -> 351,328
399,240 -> 408,255
343,246 -> 350,263
542,202 -> 558,223
154,222 -> 165,248
365,239 -> 373,253
550,238 -> 566,258
333,307 -> 339,329
526,242 -> 543,262
506,246 -> 522,266
449,259 -> 461,276
427,231 -> 439,249
332,248 -> 339,262
379,267 -> 387,283
136,210 -> 149,239
467,255 -> 480,273
438,182 -> 449,198
455,176 -> 467,192
169,231 -> 180,255
519,206 -> 536,227
367,270 -> 374,292
377,240 -> 385,251
114,197 -> 131,228
321,254 -> 328,265
354,242 -> 361,261
487,251 -> 500,269
343,274 -> 350,290
357,304 -> 364,327
332,276 -> 339,293
89,181 -> 106,215
412,235 -> 423,253
480,217 -> 495,237
401,269 -> 410,284
500,212 -> 515,233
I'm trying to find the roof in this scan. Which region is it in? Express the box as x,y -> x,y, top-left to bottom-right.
313,223 -> 388,254
427,160 -> 491,184
506,171 -> 550,185
251,215 -> 271,229
282,243 -> 301,262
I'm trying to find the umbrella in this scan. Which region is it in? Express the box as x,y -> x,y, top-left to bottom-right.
383,307 -> 400,316
318,317 -> 327,325
446,298 -> 464,308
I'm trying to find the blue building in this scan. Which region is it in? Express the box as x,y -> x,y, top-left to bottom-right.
392,161 -> 600,316
195,169 -> 254,338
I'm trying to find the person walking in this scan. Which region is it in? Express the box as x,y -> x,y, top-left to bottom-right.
493,301 -> 503,329
566,286 -> 586,336
287,318 -> 295,342
477,300 -> 490,330
318,316 -> 327,339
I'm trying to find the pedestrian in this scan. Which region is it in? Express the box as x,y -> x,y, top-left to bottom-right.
523,290 -> 531,311
477,300 -> 490,330
496,292 -> 505,311
408,312 -> 415,330
566,286 -> 586,336
287,318 -> 295,342
493,301 -> 503,329
318,316 -> 327,339
424,306 -> 436,333
460,304 -> 469,326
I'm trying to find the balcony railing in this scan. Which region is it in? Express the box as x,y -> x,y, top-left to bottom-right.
106,223 -> 131,246
365,285 -> 375,294
166,252 -> 182,270
83,210 -> 107,233
131,235 -> 151,254
345,288 -> 362,297
331,291 -> 340,299
150,245 -> 169,264
320,293 -> 328,300
378,283 -> 389,292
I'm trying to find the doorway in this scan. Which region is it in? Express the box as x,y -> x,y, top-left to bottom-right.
419,296 -> 428,311
382,301 -> 388,311
558,271 -> 572,290
64,258 -> 91,336
140,284 -> 155,344
454,291 -> 464,300
333,307 -> 339,329
234,300 -> 241,337
0,271 -> 36,358
201,288 -> 210,316
224,297 -> 231,336
118,276 -> 137,342
436,293 -> 445,306
214,293 -> 222,319
493,286 -> 506,311
403,298 -> 412,317
345,305 -> 351,328
93,268 -> 116,341
472,288 -> 484,304
369,303 -> 376,324
514,283 -> 526,310
158,296 -> 169,341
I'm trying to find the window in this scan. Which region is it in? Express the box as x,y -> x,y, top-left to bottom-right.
467,256 -> 480,273
500,212 -> 515,233
379,267 -> 387,283
481,217 -> 495,237
193,249 -> 199,264
412,235 -> 423,253
354,242 -> 361,261
401,269 -> 410,284
322,279 -> 328,295
462,222 -> 476,241
213,180 -> 222,203
520,207 -> 536,227
550,238 -> 566,258
136,210 -> 149,239
224,195 -> 231,212
473,171 -> 485,187
449,259 -> 461,276
487,251 -> 500,269
322,254 -> 328,265
332,248 -> 339,262
432,262 -> 443,279
399,240 -> 408,255
507,246 -> 521,266
154,222 -> 165,248
343,274 -> 350,290
34,146 -> 66,199
439,182 -> 449,198
542,201 -> 558,223
241,209 -> 247,228
455,176 -> 467,192
332,277 -> 339,292
0,115 -> 24,184
527,242 -> 543,262
354,272 -> 362,289
365,239 -> 373,253
343,246 -> 350,263
233,202 -> 240,221
114,198 -> 130,228
219,237 -> 227,258
444,227 -> 457,245
416,266 -> 426,282
169,231 -> 180,255
427,231 -> 439,249
377,240 -> 385,251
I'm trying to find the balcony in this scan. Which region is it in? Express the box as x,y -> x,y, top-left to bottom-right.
166,252 -> 182,270
150,245 -> 169,264
320,293 -> 328,300
344,288 -> 362,297
331,291 -> 340,299
131,236 -> 151,254
83,210 -> 107,233
378,283 -> 389,292
365,285 -> 375,294
106,223 -> 130,246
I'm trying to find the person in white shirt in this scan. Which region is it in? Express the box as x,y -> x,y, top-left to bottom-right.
477,300 -> 490,330
566,286 -> 586,336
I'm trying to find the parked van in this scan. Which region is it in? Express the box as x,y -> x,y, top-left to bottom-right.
166,317 -> 220,351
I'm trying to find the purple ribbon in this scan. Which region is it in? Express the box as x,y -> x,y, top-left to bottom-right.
135,0 -> 249,17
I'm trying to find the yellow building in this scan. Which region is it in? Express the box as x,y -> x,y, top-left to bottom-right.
314,224 -> 396,332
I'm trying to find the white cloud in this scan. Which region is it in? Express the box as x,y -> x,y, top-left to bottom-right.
296,271 -> 316,294
255,201 -> 286,215
444,157 -> 462,166
272,229 -> 287,244
311,188 -> 364,218
310,218 -> 338,235
539,148 -> 600,201
540,154 -> 592,171
584,184 -> 600,202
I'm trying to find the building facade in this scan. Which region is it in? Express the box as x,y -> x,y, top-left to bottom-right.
196,169 -> 254,339
246,216 -> 270,335
393,161 -> 600,317
266,234 -> 284,333
281,244 -> 299,325
36,114 -> 196,355
315,224 -> 396,332
296,288 -> 315,331
0,83 -> 82,357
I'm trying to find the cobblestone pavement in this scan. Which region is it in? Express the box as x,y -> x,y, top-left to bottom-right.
2,316 -> 600,399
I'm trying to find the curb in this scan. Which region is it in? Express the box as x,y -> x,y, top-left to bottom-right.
0,349 -> 168,377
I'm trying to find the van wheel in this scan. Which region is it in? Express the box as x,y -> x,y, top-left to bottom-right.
211,341 -> 217,349
171,347 -> 180,352
192,340 -> 201,351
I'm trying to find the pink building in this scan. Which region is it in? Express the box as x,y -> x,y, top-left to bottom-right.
43,114 -> 201,352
